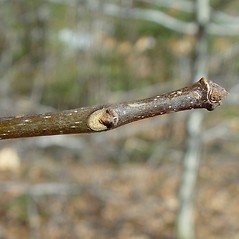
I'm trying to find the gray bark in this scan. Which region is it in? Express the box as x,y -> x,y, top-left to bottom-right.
177,1 -> 210,239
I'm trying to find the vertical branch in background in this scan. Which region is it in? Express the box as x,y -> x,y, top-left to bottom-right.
27,194 -> 40,239
11,2 -> 48,105
30,2 -> 49,105
177,1 -> 210,239
0,2 -> 16,113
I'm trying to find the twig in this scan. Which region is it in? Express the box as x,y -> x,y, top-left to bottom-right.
0,78 -> 228,140
99,4 -> 197,34
139,0 -> 195,13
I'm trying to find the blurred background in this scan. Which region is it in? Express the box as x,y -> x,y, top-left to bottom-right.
0,0 -> 239,238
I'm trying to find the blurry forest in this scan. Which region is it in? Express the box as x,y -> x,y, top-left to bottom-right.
0,0 -> 239,239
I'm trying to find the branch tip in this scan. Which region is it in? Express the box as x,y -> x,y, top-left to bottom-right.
199,77 -> 228,110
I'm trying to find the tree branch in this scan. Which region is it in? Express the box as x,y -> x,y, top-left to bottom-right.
209,22 -> 239,36
213,11 -> 239,24
0,78 -> 228,140
138,0 -> 195,13
99,4 -> 197,34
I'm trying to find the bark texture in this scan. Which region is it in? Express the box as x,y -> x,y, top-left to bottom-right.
0,78 -> 228,140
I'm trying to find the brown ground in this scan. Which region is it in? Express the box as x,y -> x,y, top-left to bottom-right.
0,152 -> 238,239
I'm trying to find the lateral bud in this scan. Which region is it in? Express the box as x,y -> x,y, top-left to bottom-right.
87,108 -> 118,131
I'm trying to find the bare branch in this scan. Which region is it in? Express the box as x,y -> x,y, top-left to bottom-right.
138,0 -> 195,13
0,182 -> 80,196
0,78 -> 228,140
213,11 -> 239,24
98,4 -> 197,34
91,3 -> 239,36
209,22 -> 239,36
47,0 -> 239,36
